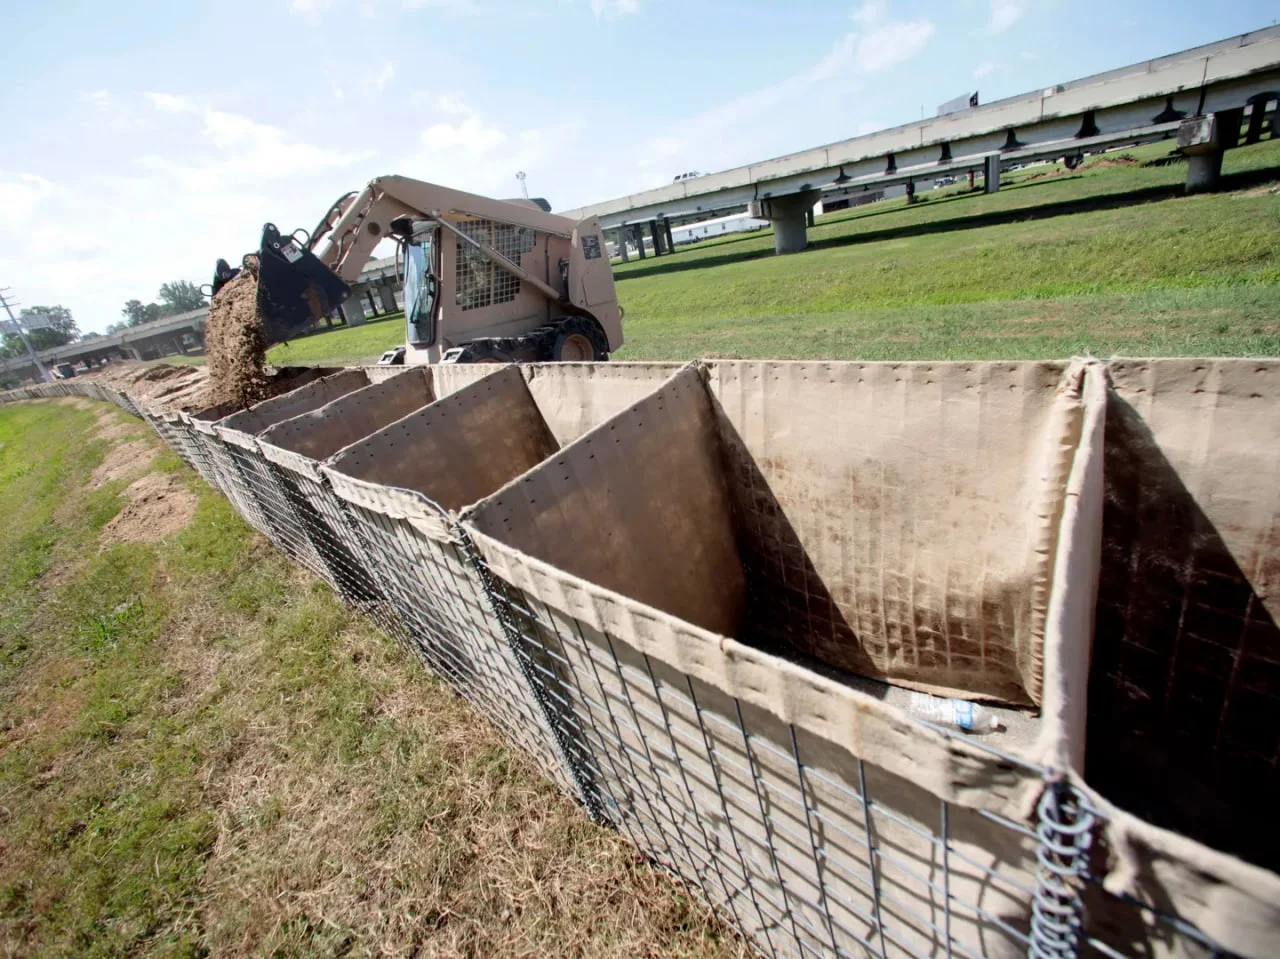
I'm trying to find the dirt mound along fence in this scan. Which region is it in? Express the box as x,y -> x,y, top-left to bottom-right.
6,358 -> 1279,959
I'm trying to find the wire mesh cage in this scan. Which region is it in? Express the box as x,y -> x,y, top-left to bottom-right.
14,363 -> 1279,959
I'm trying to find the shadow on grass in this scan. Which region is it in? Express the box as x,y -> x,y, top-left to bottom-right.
613,164 -> 1280,283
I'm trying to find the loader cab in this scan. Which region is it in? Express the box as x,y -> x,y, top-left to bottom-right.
401,220 -> 439,346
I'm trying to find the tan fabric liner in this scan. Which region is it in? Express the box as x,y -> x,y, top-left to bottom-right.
706,360 -> 1082,706
324,366 -> 558,514
464,522 -> 1042,817
217,369 -> 371,435
258,367 -> 435,462
1085,357 -> 1280,875
465,364 -> 748,640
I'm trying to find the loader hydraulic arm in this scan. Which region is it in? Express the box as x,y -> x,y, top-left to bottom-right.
312,176 -> 575,289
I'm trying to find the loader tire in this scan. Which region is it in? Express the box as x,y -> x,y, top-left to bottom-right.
541,317 -> 609,362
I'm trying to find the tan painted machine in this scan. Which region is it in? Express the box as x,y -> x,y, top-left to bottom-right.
211,175 -> 624,364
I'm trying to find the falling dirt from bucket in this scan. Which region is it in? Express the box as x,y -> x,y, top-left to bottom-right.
205,256 -> 270,410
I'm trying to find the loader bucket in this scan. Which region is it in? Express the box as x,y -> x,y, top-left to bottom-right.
252,223 -> 351,345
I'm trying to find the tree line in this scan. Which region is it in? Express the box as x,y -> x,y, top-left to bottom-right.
106,281 -> 208,334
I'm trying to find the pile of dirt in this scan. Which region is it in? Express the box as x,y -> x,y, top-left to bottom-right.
100,473 -> 197,546
81,362 -> 214,414
89,438 -> 156,488
204,257 -> 270,410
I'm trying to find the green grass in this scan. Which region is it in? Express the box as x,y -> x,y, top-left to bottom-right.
266,312 -> 406,367
250,138 -> 1280,365
0,399 -> 741,958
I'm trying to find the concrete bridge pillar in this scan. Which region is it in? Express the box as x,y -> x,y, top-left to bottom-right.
1186,151 -> 1224,192
984,154 -> 1001,194
750,190 -> 820,255
617,229 -> 629,262
633,225 -> 646,259
648,220 -> 664,256
340,295 -> 367,327
663,217 -> 675,253
1178,110 -> 1240,193
377,282 -> 399,314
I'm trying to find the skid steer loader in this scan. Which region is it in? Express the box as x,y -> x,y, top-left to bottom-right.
211,175 -> 623,364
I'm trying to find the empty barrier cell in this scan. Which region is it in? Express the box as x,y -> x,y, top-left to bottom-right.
183,367 -> 340,521
460,364 -> 1064,958
215,370 -> 373,573
322,367 -> 582,798
257,368 -> 440,638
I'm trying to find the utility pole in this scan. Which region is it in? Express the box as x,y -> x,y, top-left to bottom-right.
0,289 -> 50,383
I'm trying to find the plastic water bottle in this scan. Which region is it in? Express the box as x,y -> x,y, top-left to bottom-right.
907,692 -> 1003,734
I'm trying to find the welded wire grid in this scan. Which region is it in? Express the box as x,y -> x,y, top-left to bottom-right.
150,414 -> 199,471
331,494 -> 588,803
164,416 -> 207,472
265,459 -> 411,643
140,409 -> 170,444
471,556 -> 1245,959
174,419 -> 225,493
0,384 -> 1258,959
192,428 -> 274,537
221,438 -> 329,576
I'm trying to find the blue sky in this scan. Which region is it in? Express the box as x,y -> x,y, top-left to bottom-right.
1,0 -> 1275,334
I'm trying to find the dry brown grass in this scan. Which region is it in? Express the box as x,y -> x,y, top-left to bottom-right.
0,400 -> 745,959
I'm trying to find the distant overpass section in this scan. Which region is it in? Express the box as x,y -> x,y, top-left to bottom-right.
563,26 -> 1280,254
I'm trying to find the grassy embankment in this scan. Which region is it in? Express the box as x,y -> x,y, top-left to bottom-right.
260,138 -> 1280,366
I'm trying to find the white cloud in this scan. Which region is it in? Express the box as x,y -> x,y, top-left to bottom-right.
989,0 -> 1022,33
856,19 -> 935,72
973,61 -> 996,79
81,90 -> 111,109
144,91 -> 196,114
0,96 -> 383,336
851,0 -> 885,24
590,0 -> 639,20
436,93 -> 470,114
0,172 -> 57,223
374,62 -> 396,92
401,0 -> 478,10
289,0 -> 334,20
1020,50 -> 1038,61
395,97 -> 576,202
419,114 -> 507,155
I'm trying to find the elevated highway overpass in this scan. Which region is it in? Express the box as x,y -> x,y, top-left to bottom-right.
563,26 -> 1280,254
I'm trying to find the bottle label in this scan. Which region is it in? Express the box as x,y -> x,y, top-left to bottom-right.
952,700 -> 974,731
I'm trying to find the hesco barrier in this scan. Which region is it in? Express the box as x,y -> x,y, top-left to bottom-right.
5,359 -> 1278,959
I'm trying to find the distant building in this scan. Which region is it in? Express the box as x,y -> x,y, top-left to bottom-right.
937,91 -> 979,117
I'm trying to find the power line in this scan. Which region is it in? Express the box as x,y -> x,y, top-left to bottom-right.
0,288 -> 50,384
